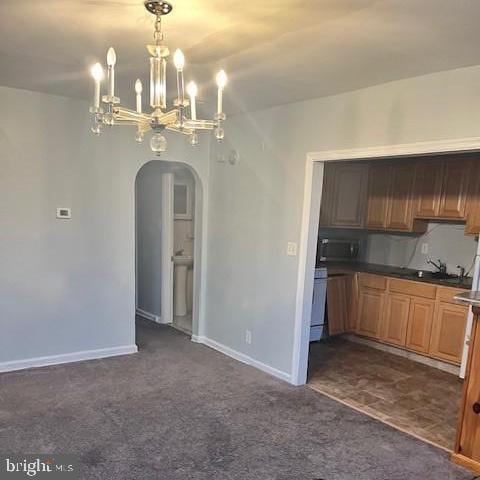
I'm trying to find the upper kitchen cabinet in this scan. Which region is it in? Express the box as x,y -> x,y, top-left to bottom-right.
365,163 -> 391,230
366,162 -> 425,232
415,161 -> 443,218
466,161 -> 480,235
416,157 -> 471,220
386,163 -> 426,232
320,162 -> 368,228
438,159 -> 470,219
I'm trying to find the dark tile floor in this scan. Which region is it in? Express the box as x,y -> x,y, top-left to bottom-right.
308,337 -> 463,450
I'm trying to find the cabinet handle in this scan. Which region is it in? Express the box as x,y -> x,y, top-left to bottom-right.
473,402 -> 480,414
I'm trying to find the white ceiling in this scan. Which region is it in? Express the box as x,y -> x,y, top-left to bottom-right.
1,0 -> 480,113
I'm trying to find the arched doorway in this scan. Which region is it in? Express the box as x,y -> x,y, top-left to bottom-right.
134,159 -> 204,340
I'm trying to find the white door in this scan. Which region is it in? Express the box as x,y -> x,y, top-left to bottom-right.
161,173 -> 174,324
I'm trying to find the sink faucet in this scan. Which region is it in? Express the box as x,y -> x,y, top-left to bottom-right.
457,265 -> 466,279
427,259 -> 447,274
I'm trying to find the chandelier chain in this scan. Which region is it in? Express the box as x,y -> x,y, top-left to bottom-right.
154,16 -> 163,43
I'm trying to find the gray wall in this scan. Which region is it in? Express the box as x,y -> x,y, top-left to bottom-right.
0,85 -> 210,364
206,64 -> 480,377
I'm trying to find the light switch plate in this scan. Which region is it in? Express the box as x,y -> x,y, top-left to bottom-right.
56,207 -> 71,219
421,243 -> 429,255
287,242 -> 297,256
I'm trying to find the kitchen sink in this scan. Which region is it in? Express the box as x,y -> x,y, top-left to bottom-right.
406,270 -> 472,287
409,271 -> 458,280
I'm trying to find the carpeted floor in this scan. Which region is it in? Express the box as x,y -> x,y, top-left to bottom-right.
0,319 -> 472,480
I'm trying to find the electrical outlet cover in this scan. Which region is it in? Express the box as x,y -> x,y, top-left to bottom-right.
287,242 -> 297,256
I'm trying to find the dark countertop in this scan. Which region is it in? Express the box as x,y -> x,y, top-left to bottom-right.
317,261 -> 473,289
454,291 -> 480,306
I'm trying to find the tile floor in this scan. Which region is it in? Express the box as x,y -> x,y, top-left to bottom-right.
308,337 -> 463,450
172,314 -> 192,334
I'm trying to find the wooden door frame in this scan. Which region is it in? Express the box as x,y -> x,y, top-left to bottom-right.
291,136 -> 480,386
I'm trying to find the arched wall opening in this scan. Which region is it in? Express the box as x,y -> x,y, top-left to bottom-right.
134,158 -> 205,340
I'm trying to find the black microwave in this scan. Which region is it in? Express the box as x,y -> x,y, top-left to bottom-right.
317,238 -> 360,262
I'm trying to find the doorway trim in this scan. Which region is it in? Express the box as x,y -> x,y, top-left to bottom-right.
291,136 -> 480,386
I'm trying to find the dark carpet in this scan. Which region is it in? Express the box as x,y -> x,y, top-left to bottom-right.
0,319 -> 471,480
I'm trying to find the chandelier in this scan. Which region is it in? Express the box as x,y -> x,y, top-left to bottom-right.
89,0 -> 227,154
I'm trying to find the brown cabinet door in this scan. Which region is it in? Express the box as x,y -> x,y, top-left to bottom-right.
429,302 -> 468,364
386,163 -> 416,231
438,159 -> 470,219
416,161 -> 443,217
344,274 -> 359,332
319,163 -> 334,226
406,298 -> 435,354
329,164 -> 368,228
327,276 -> 347,335
365,164 -> 391,230
466,161 -> 480,235
382,293 -> 410,347
357,288 -> 384,339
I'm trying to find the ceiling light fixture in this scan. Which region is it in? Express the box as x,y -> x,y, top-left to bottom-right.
89,0 -> 228,154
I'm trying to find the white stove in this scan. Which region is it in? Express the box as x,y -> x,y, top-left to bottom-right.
310,267 -> 328,341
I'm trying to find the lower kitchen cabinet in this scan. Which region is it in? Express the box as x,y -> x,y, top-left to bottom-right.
382,293 -> 410,347
326,276 -> 347,335
344,274 -> 359,332
405,298 -> 435,354
333,271 -> 469,365
429,302 -> 468,364
357,288 -> 384,339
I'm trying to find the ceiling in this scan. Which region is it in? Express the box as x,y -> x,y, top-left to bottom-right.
1,0 -> 480,113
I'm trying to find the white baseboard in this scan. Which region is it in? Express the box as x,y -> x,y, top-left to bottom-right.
0,344 -> 138,374
136,308 -> 163,324
192,335 -> 292,383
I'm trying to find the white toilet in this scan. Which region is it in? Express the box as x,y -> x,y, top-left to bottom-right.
173,255 -> 193,316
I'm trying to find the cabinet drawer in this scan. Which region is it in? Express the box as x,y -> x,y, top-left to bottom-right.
358,273 -> 387,290
388,278 -> 436,299
437,286 -> 470,306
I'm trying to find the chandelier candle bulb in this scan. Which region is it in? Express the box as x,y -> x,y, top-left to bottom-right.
135,79 -> 143,113
216,70 -> 227,114
106,47 -> 117,97
90,63 -> 104,109
187,81 -> 197,120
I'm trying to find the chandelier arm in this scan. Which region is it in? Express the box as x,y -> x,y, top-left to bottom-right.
114,106 -> 151,123
154,109 -> 179,125
184,119 -> 217,130
165,124 -> 194,136
110,119 -> 148,127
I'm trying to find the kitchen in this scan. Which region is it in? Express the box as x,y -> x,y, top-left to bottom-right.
307,153 -> 480,450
